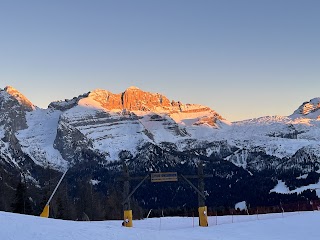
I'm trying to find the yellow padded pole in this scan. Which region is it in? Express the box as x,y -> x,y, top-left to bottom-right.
198,206 -> 208,227
123,210 -> 133,227
40,205 -> 50,218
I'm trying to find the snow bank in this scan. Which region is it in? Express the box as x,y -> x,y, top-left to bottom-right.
235,201 -> 247,210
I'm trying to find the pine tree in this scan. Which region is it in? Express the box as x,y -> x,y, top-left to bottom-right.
56,197 -> 65,219
12,180 -> 33,214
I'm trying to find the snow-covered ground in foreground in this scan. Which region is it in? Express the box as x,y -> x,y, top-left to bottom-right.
1,211 -> 319,240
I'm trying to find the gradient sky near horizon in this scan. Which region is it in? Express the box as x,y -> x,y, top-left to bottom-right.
0,0 -> 319,121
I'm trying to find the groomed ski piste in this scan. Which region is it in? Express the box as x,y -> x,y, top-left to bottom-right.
1,210 -> 319,240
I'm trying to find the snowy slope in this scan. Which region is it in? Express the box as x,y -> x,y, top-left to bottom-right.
0,211 -> 319,240
215,115 -> 320,165
16,108 -> 68,170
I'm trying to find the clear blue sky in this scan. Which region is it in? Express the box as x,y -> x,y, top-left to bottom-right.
0,0 -> 319,121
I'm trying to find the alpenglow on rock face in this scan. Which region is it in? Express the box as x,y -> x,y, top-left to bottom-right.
2,86 -> 35,111
70,86 -> 217,115
88,86 -> 172,111
0,86 -> 34,152
291,98 -> 320,119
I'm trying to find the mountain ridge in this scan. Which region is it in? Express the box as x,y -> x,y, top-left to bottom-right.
1,85 -> 320,218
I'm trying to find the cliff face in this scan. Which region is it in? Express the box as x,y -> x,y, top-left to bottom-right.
82,87 -> 172,111
0,87 -> 33,166
86,86 -> 215,115
0,86 -> 34,133
121,86 -> 172,111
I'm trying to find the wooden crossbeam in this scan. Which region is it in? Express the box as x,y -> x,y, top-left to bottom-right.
180,174 -> 206,200
122,174 -> 149,205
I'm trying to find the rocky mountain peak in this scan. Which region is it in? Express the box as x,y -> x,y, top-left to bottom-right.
1,86 -> 35,111
292,97 -> 320,119
84,87 -> 173,111
85,87 -> 219,117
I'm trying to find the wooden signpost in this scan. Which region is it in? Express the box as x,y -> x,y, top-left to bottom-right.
120,160 -> 212,227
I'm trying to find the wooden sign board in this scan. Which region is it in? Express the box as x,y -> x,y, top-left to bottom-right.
151,172 -> 178,182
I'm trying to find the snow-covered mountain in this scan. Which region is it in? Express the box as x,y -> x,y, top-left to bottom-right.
1,85 -> 320,216
16,86 -> 229,166
291,97 -> 320,119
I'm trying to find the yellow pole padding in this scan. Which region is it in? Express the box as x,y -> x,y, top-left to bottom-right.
198,206 -> 208,227
123,210 -> 133,227
40,205 -> 50,218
